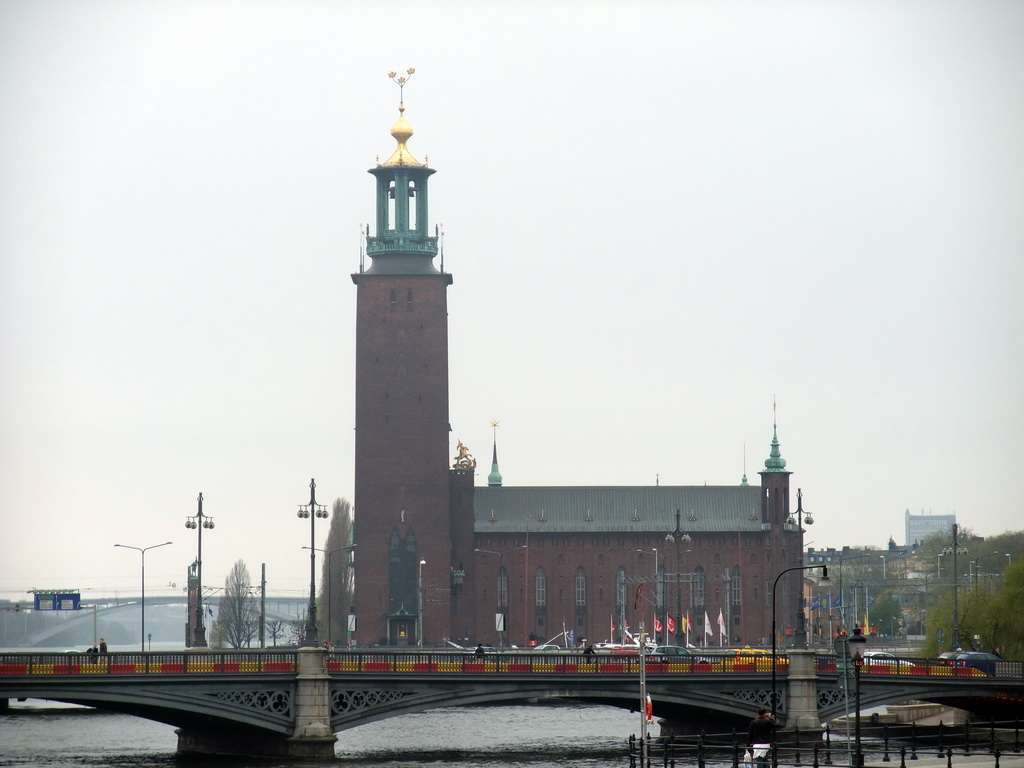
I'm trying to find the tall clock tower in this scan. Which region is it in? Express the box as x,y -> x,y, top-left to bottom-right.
351,81 -> 452,646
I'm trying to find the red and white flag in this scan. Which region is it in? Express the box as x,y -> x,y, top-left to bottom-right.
654,616 -> 663,633
666,615 -> 676,635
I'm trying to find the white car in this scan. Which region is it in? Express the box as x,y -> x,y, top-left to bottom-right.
863,651 -> 913,669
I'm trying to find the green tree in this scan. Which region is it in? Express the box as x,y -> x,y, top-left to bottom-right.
215,559 -> 259,649
317,497 -> 354,647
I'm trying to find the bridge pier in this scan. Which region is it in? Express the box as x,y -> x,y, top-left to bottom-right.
176,648 -> 338,759
784,650 -> 821,732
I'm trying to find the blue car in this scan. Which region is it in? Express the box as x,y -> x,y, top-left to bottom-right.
954,652 -> 1000,675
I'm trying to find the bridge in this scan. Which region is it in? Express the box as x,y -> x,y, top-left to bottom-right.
1,649 -> 1022,758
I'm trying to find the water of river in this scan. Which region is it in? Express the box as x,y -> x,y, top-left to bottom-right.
0,698 -> 647,768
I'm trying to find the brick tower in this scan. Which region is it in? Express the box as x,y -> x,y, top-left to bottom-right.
351,77 -> 452,646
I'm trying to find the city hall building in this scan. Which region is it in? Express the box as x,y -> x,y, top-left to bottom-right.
350,93 -> 809,650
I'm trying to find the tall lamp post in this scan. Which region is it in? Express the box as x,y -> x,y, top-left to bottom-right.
785,488 -> 814,647
943,523 -> 967,650
475,546 -> 525,646
847,625 -> 868,767
637,548 -> 660,645
114,541 -> 172,652
296,478 -> 329,647
770,564 -> 831,724
664,510 -> 691,646
836,553 -> 870,631
185,493 -> 214,647
417,558 -> 426,648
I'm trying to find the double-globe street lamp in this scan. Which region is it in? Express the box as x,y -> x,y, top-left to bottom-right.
113,541 -> 173,652
184,493 -> 214,647
943,522 -> 968,651
770,564 -> 831,723
784,489 -> 815,647
664,510 -> 691,646
297,478 -> 330,648
475,546 -> 525,647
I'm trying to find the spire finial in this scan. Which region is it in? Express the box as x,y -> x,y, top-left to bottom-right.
388,67 -> 416,109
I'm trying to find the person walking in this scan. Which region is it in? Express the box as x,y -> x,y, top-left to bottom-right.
99,638 -> 108,654
746,707 -> 775,768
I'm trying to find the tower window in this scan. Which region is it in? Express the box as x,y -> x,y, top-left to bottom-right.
408,181 -> 417,230
390,290 -> 397,312
407,289 -> 413,311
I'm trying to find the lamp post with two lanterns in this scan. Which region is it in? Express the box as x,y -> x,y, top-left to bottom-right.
297,478 -> 329,648
943,523 -> 968,650
847,625 -> 868,767
784,488 -> 814,647
184,492 -> 214,647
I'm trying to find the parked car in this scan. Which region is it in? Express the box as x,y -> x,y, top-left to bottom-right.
531,644 -> 565,652
729,646 -> 771,657
954,652 -> 1000,675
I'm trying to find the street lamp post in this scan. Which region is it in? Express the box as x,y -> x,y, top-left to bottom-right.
296,478 -> 329,648
637,548 -> 660,644
475,546 -> 525,647
418,558 -> 426,648
664,510 -> 691,646
836,554 -> 870,631
770,565 -> 831,724
785,489 -> 815,647
943,523 -> 968,650
185,493 -> 214,648
847,625 -> 868,767
114,541 -> 172,652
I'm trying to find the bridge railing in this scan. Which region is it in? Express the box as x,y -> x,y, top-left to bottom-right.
0,651 -> 297,676
325,650 -> 786,674
813,653 -> 1024,679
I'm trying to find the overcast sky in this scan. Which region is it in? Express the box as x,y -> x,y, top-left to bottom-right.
2,1 -> 1022,604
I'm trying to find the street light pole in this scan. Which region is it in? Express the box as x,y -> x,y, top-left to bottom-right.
114,541 -> 172,652
185,493 -> 213,647
418,558 -> 426,648
296,478 -> 329,647
770,564 -> 831,724
475,546 -> 525,647
785,489 -> 815,648
302,545 -> 357,646
944,523 -> 967,650
664,510 -> 691,646
847,625 -> 868,767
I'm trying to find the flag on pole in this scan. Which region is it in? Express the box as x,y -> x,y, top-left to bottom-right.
654,616 -> 663,633
666,616 -> 676,635
718,608 -> 726,644
704,610 -> 713,638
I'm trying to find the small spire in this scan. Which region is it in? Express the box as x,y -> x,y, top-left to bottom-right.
487,420 -> 503,487
762,403 -> 789,473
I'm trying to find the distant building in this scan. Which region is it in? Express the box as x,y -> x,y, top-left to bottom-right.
905,510 -> 956,548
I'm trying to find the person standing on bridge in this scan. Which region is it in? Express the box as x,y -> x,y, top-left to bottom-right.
99,638 -> 108,654
746,707 -> 775,768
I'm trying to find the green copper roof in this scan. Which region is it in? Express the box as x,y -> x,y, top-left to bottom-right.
487,440 -> 503,487
762,424 -> 789,473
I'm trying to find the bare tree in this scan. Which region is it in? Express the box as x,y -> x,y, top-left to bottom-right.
215,559 -> 259,649
266,619 -> 285,647
318,497 -> 354,646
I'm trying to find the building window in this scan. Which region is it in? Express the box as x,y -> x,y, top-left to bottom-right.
497,566 -> 508,608
731,566 -> 741,615
389,289 -> 397,311
575,567 -> 587,612
406,289 -> 413,311
692,566 -> 705,608
535,567 -> 547,609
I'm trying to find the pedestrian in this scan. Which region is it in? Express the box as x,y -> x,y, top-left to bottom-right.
99,638 -> 108,654
474,643 -> 485,657
583,644 -> 596,662
86,644 -> 98,664
746,707 -> 775,768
